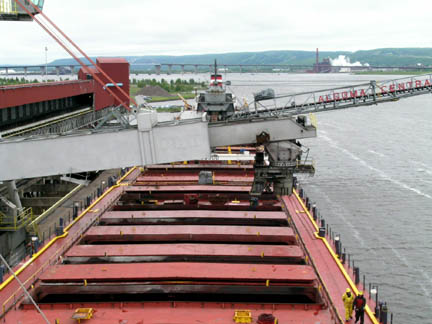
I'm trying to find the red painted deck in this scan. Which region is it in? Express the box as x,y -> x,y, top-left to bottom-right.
83,225 -> 296,244
146,164 -> 254,170
40,262 -> 316,283
282,194 -> 377,324
102,210 -> 287,219
12,302 -> 332,324
65,243 -> 304,259
125,185 -> 252,192
136,174 -> 253,183
0,162 -> 379,324
100,210 -> 287,222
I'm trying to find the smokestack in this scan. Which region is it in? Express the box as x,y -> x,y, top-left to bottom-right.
315,48 -> 319,72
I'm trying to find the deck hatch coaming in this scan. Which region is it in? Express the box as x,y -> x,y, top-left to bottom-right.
80,225 -> 296,244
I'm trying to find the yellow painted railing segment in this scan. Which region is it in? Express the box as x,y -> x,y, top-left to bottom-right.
0,0 -> 17,14
116,166 -> 137,185
0,166 -> 138,296
0,183 -> 121,296
309,113 -> 318,129
0,207 -> 34,231
26,184 -> 84,236
292,190 -> 379,324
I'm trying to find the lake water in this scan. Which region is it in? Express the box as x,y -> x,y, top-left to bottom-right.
11,72 -> 432,323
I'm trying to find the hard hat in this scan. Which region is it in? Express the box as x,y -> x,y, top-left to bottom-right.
358,291 -> 363,295
346,288 -> 351,293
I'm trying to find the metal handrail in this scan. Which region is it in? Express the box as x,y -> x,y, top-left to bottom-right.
0,208 -> 34,231
0,168 -> 136,318
0,0 -> 17,14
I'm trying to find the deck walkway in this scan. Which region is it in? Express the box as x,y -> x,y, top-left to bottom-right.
282,192 -> 378,324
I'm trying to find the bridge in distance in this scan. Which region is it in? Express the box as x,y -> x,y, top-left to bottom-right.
1,63 -> 431,76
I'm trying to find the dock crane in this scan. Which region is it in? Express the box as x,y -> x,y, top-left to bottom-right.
177,93 -> 193,111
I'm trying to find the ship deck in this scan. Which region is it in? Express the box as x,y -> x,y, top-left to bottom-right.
0,160 -> 378,324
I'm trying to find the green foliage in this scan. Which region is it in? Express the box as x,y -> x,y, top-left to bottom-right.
155,107 -> 182,113
0,77 -> 39,86
149,93 -> 195,102
135,78 -> 203,92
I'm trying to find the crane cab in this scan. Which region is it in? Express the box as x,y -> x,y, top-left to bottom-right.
0,0 -> 44,21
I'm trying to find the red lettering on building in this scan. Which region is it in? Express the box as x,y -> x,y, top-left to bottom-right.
389,84 -> 395,92
398,83 -> 405,90
360,89 -> 366,97
319,96 -> 324,103
406,82 -> 413,88
350,90 -> 358,98
334,93 -> 340,100
342,92 -> 348,99
380,85 -> 387,93
425,79 -> 431,87
415,80 -> 422,88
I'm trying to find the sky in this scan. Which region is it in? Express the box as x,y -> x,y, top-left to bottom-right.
1,0 -> 432,65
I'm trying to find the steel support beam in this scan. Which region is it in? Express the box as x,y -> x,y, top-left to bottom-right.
82,225 -> 296,244
65,243 -> 304,260
40,262 -> 316,283
6,180 -> 22,210
0,112 -> 315,181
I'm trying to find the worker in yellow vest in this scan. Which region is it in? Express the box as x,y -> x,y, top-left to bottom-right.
342,288 -> 354,321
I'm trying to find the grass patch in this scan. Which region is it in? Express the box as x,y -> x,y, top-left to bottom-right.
155,107 -> 182,113
148,93 -> 195,102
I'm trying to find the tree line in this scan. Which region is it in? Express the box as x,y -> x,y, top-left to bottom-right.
130,78 -> 206,92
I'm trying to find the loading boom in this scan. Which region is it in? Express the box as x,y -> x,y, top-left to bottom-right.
230,73 -> 432,121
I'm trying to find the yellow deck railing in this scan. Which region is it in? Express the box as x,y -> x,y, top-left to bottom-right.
0,207 -> 34,231
0,0 -> 17,14
309,113 -> 318,129
0,167 -> 137,317
292,190 -> 380,324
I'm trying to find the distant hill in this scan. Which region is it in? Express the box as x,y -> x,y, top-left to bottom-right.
50,48 -> 432,68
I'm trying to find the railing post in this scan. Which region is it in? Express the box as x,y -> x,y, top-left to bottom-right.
354,267 -> 360,285
371,80 -> 377,103
0,264 -> 4,283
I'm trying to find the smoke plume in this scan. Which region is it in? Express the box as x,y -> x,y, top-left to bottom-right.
330,55 -> 369,67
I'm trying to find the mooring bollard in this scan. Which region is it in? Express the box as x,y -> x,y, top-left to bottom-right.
0,265 -> 5,284
354,267 -> 360,285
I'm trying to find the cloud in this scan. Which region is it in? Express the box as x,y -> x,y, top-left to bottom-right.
1,0 -> 432,64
